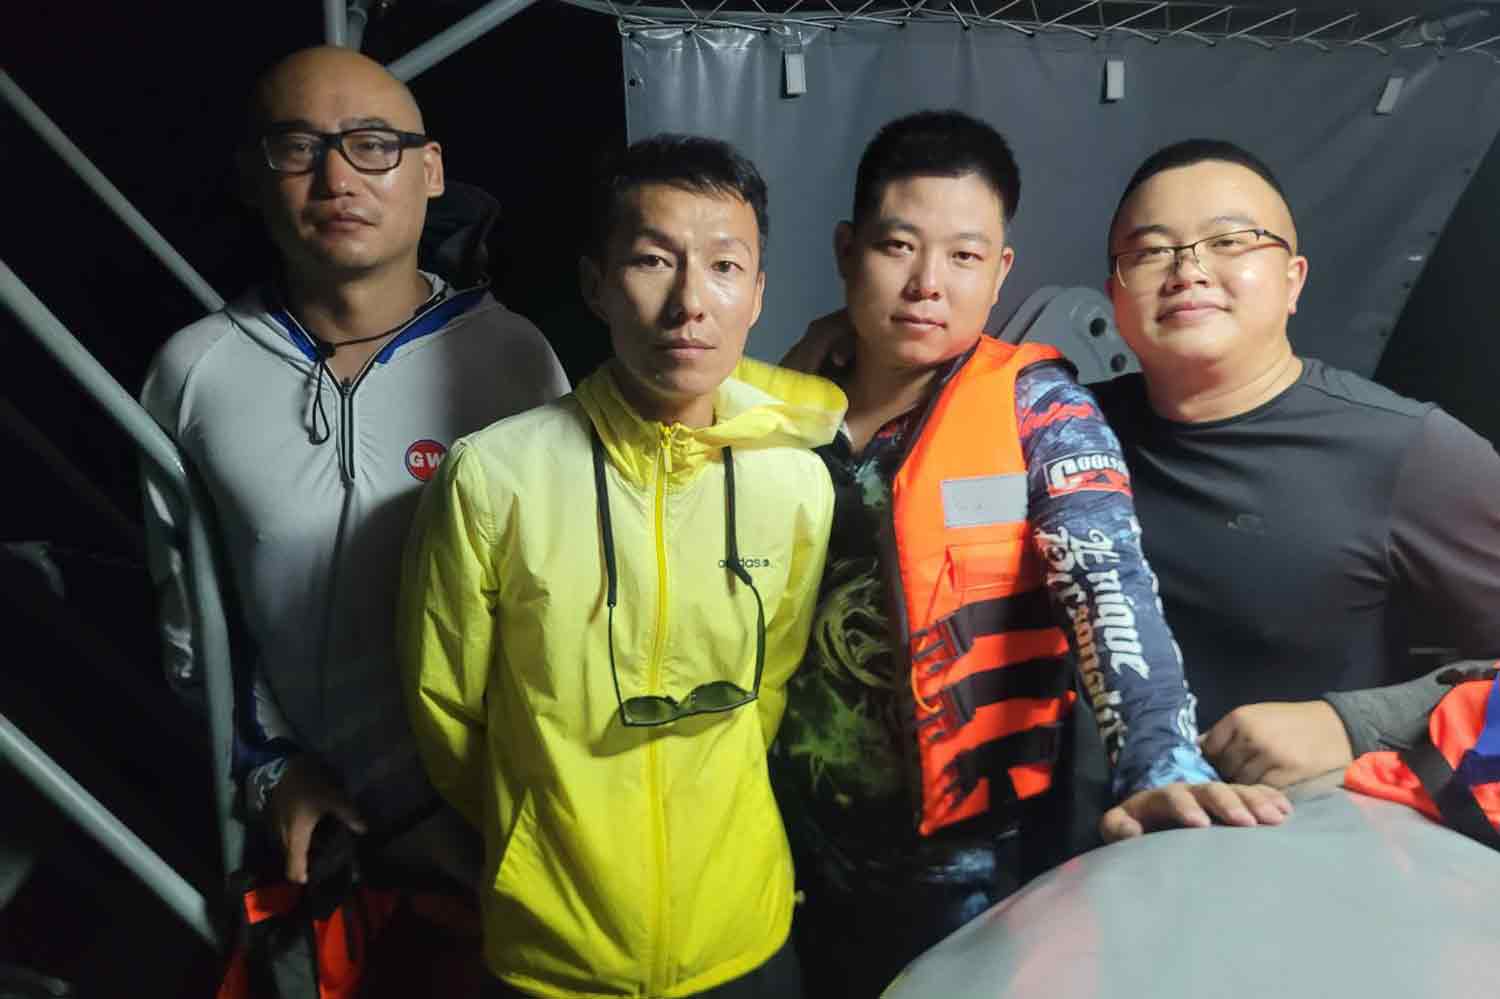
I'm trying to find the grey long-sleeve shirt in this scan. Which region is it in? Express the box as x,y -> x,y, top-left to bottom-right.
1324,660 -> 1497,757
142,276 -> 568,825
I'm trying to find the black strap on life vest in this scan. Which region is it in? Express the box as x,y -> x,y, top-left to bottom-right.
942,658 -> 1071,726
1397,738 -> 1500,852
912,590 -> 1056,671
942,724 -> 1064,807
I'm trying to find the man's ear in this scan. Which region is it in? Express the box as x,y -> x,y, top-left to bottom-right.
579,255 -> 608,325
1285,255 -> 1310,315
748,268 -> 767,330
422,141 -> 445,199
833,221 -> 855,282
989,244 -> 1016,308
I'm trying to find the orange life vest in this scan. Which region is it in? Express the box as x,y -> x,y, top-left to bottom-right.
216,879 -> 478,998
888,337 -> 1075,836
1343,663 -> 1500,850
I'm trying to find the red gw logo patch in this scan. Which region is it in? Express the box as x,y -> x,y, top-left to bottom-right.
405,439 -> 447,482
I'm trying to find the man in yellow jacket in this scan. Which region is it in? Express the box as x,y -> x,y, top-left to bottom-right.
398,135 -> 844,998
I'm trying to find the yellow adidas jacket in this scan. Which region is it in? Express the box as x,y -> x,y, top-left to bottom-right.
398,359 -> 842,997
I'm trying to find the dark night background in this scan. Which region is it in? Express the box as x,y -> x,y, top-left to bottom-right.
1,0 -> 1497,992
1,2 -> 623,991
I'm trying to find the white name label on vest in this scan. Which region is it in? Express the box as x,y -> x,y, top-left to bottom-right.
940,473 -> 1028,529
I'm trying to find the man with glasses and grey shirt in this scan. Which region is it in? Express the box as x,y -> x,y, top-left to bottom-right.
1095,139 -> 1500,787
141,46 -> 568,885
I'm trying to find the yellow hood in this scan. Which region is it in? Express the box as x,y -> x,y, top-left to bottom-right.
576,358 -> 846,489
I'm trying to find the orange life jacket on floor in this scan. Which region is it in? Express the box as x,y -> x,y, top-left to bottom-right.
1343,662 -> 1500,850
216,824 -> 480,999
217,881 -> 480,999
888,337 -> 1075,836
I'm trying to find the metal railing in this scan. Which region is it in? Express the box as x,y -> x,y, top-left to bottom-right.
388,0 -> 543,79
0,72 -> 225,313
559,0 -> 1500,60
0,260 -> 239,948
0,715 -> 220,946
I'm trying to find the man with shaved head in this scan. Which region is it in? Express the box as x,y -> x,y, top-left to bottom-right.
1097,139 -> 1500,788
142,46 -> 568,886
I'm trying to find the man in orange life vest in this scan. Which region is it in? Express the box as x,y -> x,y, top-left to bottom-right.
772,111 -> 1287,996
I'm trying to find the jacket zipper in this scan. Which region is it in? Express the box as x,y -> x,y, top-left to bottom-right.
336,378 -> 355,483
286,283 -> 448,484
333,346 -> 392,484
646,424 -> 673,994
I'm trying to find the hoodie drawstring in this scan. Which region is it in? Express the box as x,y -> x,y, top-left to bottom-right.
303,327 -> 396,447
306,346 -> 334,445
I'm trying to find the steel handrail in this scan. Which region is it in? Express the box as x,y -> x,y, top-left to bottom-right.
0,71 -> 224,314
0,714 -> 220,947
0,258 -> 240,943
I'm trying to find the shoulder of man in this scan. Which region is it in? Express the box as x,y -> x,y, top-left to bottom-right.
1056,366 -> 1146,447
1011,358 -> 1102,421
139,295 -> 259,428
1293,357 -> 1433,422
743,438 -> 838,515
1390,404 -> 1500,525
443,291 -> 541,340
457,393 -> 583,467
425,291 -> 567,381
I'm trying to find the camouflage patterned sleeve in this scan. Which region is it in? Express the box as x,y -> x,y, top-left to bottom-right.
1015,362 -> 1218,798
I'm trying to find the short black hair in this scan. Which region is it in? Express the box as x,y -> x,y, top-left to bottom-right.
1109,139 -> 1292,248
851,110 -> 1021,228
586,134 -> 770,269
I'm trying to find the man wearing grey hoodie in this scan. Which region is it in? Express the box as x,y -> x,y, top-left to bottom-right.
141,46 -> 568,885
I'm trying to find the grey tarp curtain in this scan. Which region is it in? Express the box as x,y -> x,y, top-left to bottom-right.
624,24 -> 1500,372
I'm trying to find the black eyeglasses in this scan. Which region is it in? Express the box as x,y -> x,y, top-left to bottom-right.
1111,228 -> 1293,290
591,428 -> 765,728
259,127 -> 430,175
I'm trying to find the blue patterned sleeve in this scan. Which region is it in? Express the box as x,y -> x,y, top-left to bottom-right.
1015,362 -> 1218,797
